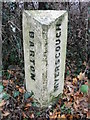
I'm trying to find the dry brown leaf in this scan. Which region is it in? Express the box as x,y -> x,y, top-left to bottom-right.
19,87 -> 25,93
87,111 -> 90,119
7,70 -> 13,75
57,114 -> 61,119
75,100 -> 80,105
16,85 -> 19,88
49,112 -> 53,116
0,100 -> 6,107
30,113 -> 34,118
28,97 -> 33,102
49,114 -> 57,119
66,76 -> 72,81
85,82 -> 88,85
0,108 -> 3,111
49,111 -> 58,119
73,102 -> 79,111
66,81 -> 72,85
3,80 -> 9,86
73,77 -> 77,84
66,114 -> 73,120
77,72 -> 85,80
22,112 -> 27,118
61,114 -> 66,119
2,111 -> 10,117
83,61 -> 87,66
74,91 -> 83,98
65,101 -> 72,107
74,114 -> 80,119
53,115 -> 57,118
24,103 -> 31,110
25,103 -> 31,108
84,108 -> 88,113
10,80 -> 13,84
55,112 -> 60,115
69,115 -> 73,120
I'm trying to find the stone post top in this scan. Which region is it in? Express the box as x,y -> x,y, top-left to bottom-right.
23,10 -> 67,25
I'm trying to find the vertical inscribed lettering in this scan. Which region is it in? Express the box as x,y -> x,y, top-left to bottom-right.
54,24 -> 61,92
29,31 -> 35,81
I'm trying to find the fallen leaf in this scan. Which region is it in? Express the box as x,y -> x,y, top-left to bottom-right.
73,102 -> 79,111
7,70 -> 12,74
61,114 -> 66,119
19,87 -> 25,93
0,100 -> 6,107
24,103 -> 31,110
57,114 -> 61,119
83,61 -> 86,66
85,82 -> 88,85
69,115 -> 73,120
49,114 -> 57,119
2,111 -> 10,117
84,108 -> 88,113
55,111 -> 60,115
30,113 -> 34,118
0,108 -> 3,111
22,112 -> 27,118
16,85 -> 19,88
3,80 -> 9,86
87,111 -> 90,119
25,103 -> 31,108
27,97 -> 33,102
49,112 -> 53,116
65,101 -> 72,107
66,114 -> 73,120
77,72 -> 85,80
73,77 -> 77,84
74,114 -> 80,119
10,80 -> 13,84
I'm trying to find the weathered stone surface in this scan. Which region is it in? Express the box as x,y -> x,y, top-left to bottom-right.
23,10 -> 68,107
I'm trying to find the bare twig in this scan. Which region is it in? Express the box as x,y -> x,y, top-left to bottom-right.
8,21 -> 21,32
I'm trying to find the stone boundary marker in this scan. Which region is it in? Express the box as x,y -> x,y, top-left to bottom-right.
23,10 -> 68,107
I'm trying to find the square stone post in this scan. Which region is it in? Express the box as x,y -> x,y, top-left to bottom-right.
23,10 -> 68,107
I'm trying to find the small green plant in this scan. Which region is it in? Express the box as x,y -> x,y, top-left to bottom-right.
24,91 -> 33,100
80,84 -> 88,94
13,90 -> 19,98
